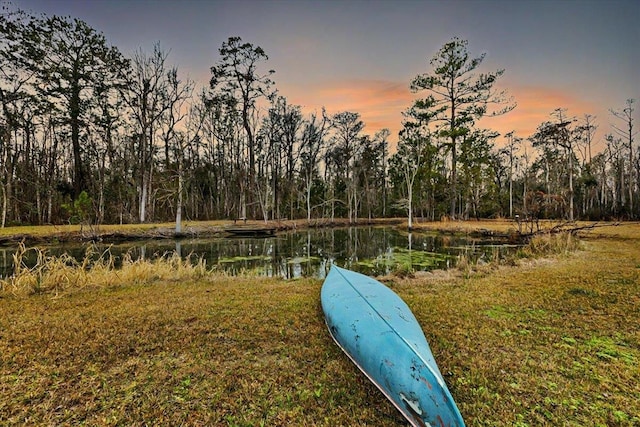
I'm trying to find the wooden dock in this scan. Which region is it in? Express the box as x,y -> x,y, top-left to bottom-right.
224,226 -> 276,237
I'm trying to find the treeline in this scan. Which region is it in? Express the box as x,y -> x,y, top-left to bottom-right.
0,8 -> 637,228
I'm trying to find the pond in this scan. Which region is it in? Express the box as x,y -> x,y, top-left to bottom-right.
0,226 -> 519,279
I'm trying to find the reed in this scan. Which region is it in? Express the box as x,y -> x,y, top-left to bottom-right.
518,231 -> 581,258
0,243 -> 209,296
420,231 -> 581,278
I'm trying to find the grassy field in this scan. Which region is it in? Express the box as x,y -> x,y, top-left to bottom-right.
1,221 -> 639,426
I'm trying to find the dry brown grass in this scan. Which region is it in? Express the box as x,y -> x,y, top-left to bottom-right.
408,218 -> 520,234
0,275 -> 403,426
1,243 -> 209,297
0,218 -> 400,239
1,221 -> 639,426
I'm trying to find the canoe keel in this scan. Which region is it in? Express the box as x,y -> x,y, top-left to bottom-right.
321,266 -> 465,427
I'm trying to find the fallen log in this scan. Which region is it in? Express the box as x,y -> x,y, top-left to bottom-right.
517,221 -> 620,241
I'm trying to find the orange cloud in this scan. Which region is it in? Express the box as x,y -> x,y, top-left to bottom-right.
481,84 -> 600,142
280,79 -> 414,139
280,79 -> 607,154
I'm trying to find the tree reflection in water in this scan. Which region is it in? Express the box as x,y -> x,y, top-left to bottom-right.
0,227 -> 518,279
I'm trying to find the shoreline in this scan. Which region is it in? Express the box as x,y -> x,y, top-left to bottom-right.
0,218 -> 637,249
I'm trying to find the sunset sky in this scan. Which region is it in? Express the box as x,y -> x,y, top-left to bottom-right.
16,0 -> 640,153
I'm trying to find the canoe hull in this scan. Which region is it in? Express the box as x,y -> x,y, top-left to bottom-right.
321,266 -> 465,427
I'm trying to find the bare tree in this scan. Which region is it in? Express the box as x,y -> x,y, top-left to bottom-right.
157,67 -> 194,233
300,109 -> 329,223
604,134 -> 627,216
374,129 -> 390,217
394,121 -> 433,229
0,7 -> 36,226
122,43 -> 172,223
210,36 -> 275,219
531,109 -> 577,220
331,111 -> 365,223
575,114 -> 597,165
504,131 -> 521,218
610,99 -> 637,217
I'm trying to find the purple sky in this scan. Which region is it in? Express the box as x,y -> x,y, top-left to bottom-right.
14,0 -> 640,151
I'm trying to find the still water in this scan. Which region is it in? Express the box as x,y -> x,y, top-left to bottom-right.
0,227 -> 517,279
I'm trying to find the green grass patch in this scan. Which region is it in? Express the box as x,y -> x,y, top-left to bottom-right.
485,305 -> 514,320
586,336 -> 637,364
357,247 -> 455,273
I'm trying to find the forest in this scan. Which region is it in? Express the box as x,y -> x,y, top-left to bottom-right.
1,7 -> 638,228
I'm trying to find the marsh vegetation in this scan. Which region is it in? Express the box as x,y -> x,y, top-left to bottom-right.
0,225 -> 518,280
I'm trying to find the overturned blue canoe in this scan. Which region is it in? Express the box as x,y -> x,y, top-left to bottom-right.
321,266 -> 465,427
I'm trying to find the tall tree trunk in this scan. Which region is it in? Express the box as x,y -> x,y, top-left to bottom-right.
450,140 -> 457,219
175,154 -> 183,233
70,78 -> 86,198
629,136 -> 634,216
407,187 -> 413,230
139,178 -> 148,223
1,184 -> 6,228
568,148 -> 574,221
306,177 -> 312,224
